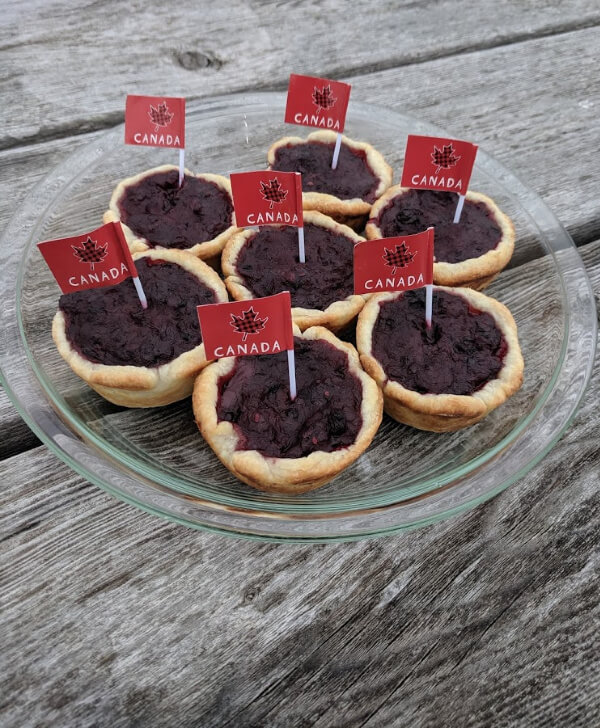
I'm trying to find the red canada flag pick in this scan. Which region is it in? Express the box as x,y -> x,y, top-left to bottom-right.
197,292 -> 295,361
125,95 -> 185,149
230,171 -> 303,228
38,221 -> 140,295
401,134 -> 478,195
353,228 -> 434,295
285,74 -> 351,133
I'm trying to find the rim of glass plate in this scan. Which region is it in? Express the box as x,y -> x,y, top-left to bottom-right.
1,92 -> 596,540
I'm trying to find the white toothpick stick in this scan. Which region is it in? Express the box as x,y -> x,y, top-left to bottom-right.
331,132 -> 342,170
178,148 -> 185,187
132,276 -> 148,309
298,226 -> 305,264
453,194 -> 465,223
114,220 -> 148,309
425,284 -> 433,328
287,348 -> 297,400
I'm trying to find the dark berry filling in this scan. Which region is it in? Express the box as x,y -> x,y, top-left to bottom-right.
117,169 -> 233,249
59,258 -> 217,368
217,337 -> 363,458
235,223 -> 356,310
375,189 -> 502,264
371,288 -> 507,395
271,140 -> 380,202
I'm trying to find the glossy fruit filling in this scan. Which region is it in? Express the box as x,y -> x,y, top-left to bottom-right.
375,189 -> 502,263
371,288 -> 507,395
60,258 -> 216,367
217,337 -> 363,458
234,223 -> 356,310
270,140 -> 380,202
118,169 -> 233,249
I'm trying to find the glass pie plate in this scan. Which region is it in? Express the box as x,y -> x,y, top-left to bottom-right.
1,92 -> 596,542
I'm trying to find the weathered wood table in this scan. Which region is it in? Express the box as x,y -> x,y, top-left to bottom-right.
2,2 -> 599,726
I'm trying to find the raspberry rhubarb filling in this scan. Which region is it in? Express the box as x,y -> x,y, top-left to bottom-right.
371,288 -> 508,395
59,257 -> 216,368
233,223 -> 356,310
117,169 -> 234,250
374,189 -> 502,264
270,140 -> 381,203
216,337 -> 364,458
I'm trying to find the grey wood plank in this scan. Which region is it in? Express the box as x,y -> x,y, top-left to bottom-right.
0,388 -> 41,459
29,246 -> 573,504
349,25 -> 600,250
1,26 -> 598,252
1,240 -> 598,728
0,134 -> 102,452
0,131 -> 585,493
3,16 -> 600,439
2,0 -> 600,149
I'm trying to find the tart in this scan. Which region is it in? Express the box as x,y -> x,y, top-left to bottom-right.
193,326 -> 383,493
356,286 -> 524,432
366,186 -> 515,290
52,248 -> 228,407
267,130 -> 393,231
103,164 -> 238,267
222,210 -> 366,332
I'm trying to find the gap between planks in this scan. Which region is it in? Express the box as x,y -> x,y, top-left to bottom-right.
2,17 -> 600,153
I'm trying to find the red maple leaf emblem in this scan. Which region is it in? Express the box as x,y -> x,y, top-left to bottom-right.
431,143 -> 461,173
72,237 -> 108,271
148,101 -> 174,131
260,178 -> 288,209
383,242 -> 416,274
230,307 -> 269,342
312,84 -> 337,111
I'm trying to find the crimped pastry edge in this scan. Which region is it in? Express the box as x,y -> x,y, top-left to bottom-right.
52,248 -> 229,407
222,210 -> 367,332
103,164 -> 240,264
193,325 -> 383,493
267,131 -> 393,230
356,286 -> 524,432
366,186 -> 515,290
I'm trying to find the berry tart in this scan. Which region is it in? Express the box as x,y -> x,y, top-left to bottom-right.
52,248 -> 228,407
103,164 -> 238,267
267,130 -> 393,231
356,286 -> 524,432
366,186 -> 515,290
193,326 -> 383,493
221,210 -> 366,332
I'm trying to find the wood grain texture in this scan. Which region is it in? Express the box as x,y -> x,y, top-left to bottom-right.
1,240 -> 598,728
5,234 -> 567,512
2,2 -> 600,725
2,0 -> 600,149
0,134 -> 102,451
0,388 -> 41,459
353,25 -> 600,250
2,25 -> 599,249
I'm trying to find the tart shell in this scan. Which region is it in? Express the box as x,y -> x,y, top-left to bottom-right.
366,186 -> 515,290
52,248 -> 229,407
193,326 -> 383,494
221,210 -> 367,332
267,130 -> 393,231
103,164 -> 239,268
356,286 -> 524,432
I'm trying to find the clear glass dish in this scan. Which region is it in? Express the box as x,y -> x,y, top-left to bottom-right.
1,92 -> 596,542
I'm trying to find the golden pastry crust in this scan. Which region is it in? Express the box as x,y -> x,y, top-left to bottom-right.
52,248 -> 229,407
267,130 -> 393,230
366,186 -> 515,290
222,210 -> 367,332
356,286 -> 524,432
193,326 -> 383,493
103,164 -> 239,267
